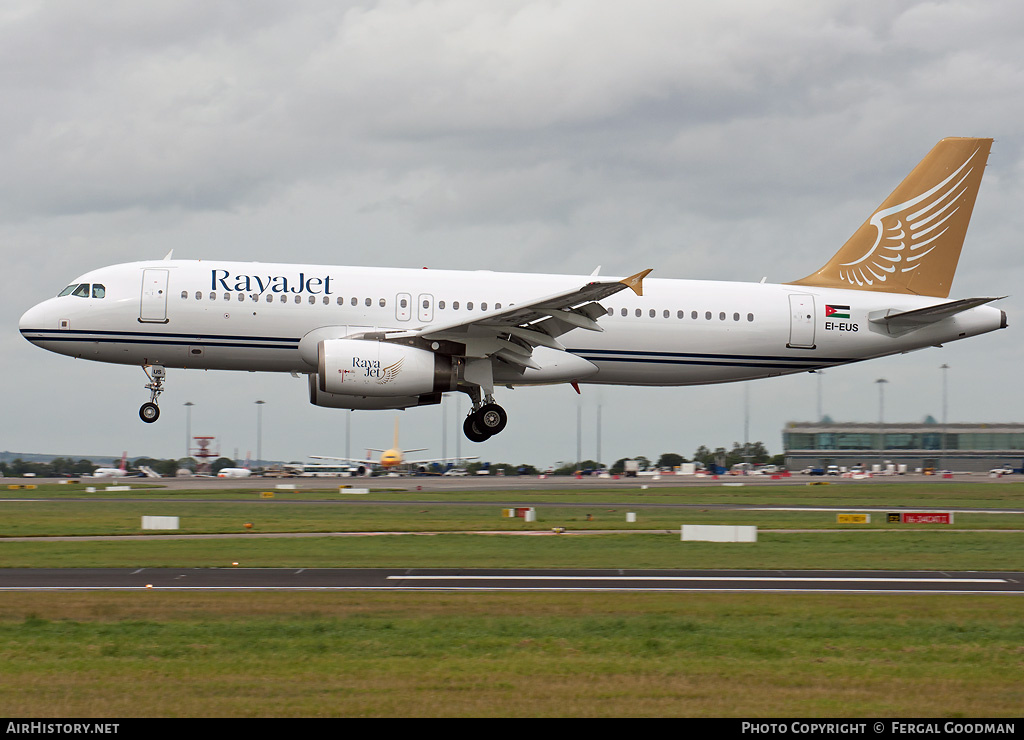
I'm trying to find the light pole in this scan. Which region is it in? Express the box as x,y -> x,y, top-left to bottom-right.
184,401 -> 194,461
875,378 -> 888,464
255,400 -> 265,468
940,364 -> 950,470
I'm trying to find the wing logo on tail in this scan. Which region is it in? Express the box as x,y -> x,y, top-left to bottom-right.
837,147 -> 982,288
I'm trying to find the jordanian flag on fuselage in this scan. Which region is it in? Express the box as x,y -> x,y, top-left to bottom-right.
825,304 -> 850,318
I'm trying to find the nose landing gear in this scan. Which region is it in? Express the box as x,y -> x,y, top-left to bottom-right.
140,365 -> 166,423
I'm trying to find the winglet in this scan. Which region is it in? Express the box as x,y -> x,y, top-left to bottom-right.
620,269 -> 653,296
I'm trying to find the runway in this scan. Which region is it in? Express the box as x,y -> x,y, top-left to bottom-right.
1,568 -> 1021,594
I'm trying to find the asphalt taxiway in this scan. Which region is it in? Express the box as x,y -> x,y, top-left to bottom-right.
0,568 -> 1021,594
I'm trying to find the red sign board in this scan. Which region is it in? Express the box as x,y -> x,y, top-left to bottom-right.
901,512 -> 954,524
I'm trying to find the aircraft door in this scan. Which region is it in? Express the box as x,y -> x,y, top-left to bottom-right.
140,269 -> 170,324
787,294 -> 816,349
396,293 -> 412,321
418,293 -> 434,323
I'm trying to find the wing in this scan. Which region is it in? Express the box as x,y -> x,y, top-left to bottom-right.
309,455 -> 377,466
838,146 -> 984,288
405,456 -> 480,465
376,269 -> 652,371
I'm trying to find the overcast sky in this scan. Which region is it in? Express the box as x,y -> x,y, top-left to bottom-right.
3,0 -> 1023,469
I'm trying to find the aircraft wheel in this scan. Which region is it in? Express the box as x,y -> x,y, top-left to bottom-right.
476,404 -> 507,436
463,414 -> 491,443
139,402 -> 160,423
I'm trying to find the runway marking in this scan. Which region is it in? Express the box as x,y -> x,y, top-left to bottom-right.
387,575 -> 1006,583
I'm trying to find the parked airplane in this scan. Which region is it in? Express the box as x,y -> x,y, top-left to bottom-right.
19,138 -> 1007,442
92,451 -> 128,478
310,417 -> 477,473
216,468 -> 252,479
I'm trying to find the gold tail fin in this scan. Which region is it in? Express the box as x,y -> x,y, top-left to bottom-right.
788,137 -> 992,298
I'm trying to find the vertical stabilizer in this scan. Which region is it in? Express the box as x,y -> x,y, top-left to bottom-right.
788,137 -> 992,298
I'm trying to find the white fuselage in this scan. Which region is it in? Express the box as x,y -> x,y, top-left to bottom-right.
19,259 -> 1006,387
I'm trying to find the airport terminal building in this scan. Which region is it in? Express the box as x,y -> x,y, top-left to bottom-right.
782,420 -> 1024,473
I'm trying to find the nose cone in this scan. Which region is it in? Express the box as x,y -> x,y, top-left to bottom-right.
19,299 -> 56,345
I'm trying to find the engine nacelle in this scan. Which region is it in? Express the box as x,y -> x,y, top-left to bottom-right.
316,338 -> 458,397
308,375 -> 444,410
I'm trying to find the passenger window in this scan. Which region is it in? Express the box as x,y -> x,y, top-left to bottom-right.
351,297 -> 358,306
481,302 -> 488,311
621,308 -> 627,317
635,309 -> 641,317
223,293 -> 230,301
267,294 -> 274,303
181,291 -> 188,299
294,295 -> 301,304
747,313 -> 754,322
209,292 -> 216,300
238,293 -> 244,302
467,302 -> 474,310
495,303 -> 501,309
607,307 -> 614,316
92,285 -> 105,299
438,300 -> 446,309
195,291 -> 202,300
705,311 -> 712,320
649,309 -> 656,318
309,296 -> 316,304
379,298 -> 386,307
719,312 -> 726,321
58,285 -> 79,297
453,301 -> 460,310
365,298 -> 372,307
663,310 -> 669,318
72,284 -> 90,298
677,310 -> 683,319
733,312 -> 740,321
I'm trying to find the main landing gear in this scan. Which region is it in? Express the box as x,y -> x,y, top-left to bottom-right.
462,384 -> 508,444
140,365 -> 166,423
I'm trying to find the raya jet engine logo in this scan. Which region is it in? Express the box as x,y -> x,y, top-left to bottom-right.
347,356 -> 404,384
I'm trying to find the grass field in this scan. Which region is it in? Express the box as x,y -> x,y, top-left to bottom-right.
0,480 -> 1021,717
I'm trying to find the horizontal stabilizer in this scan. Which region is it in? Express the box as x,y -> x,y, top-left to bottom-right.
870,297 -> 1004,334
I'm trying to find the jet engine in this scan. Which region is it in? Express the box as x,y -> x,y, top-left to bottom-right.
309,339 -> 457,410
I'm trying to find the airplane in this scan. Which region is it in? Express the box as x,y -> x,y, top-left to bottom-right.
216,467 -> 252,479
19,138 -> 1007,442
309,416 -> 477,474
92,451 -> 128,478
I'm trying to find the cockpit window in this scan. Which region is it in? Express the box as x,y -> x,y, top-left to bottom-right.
58,284 -> 79,297
72,284 -> 91,298
92,284 -> 105,299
